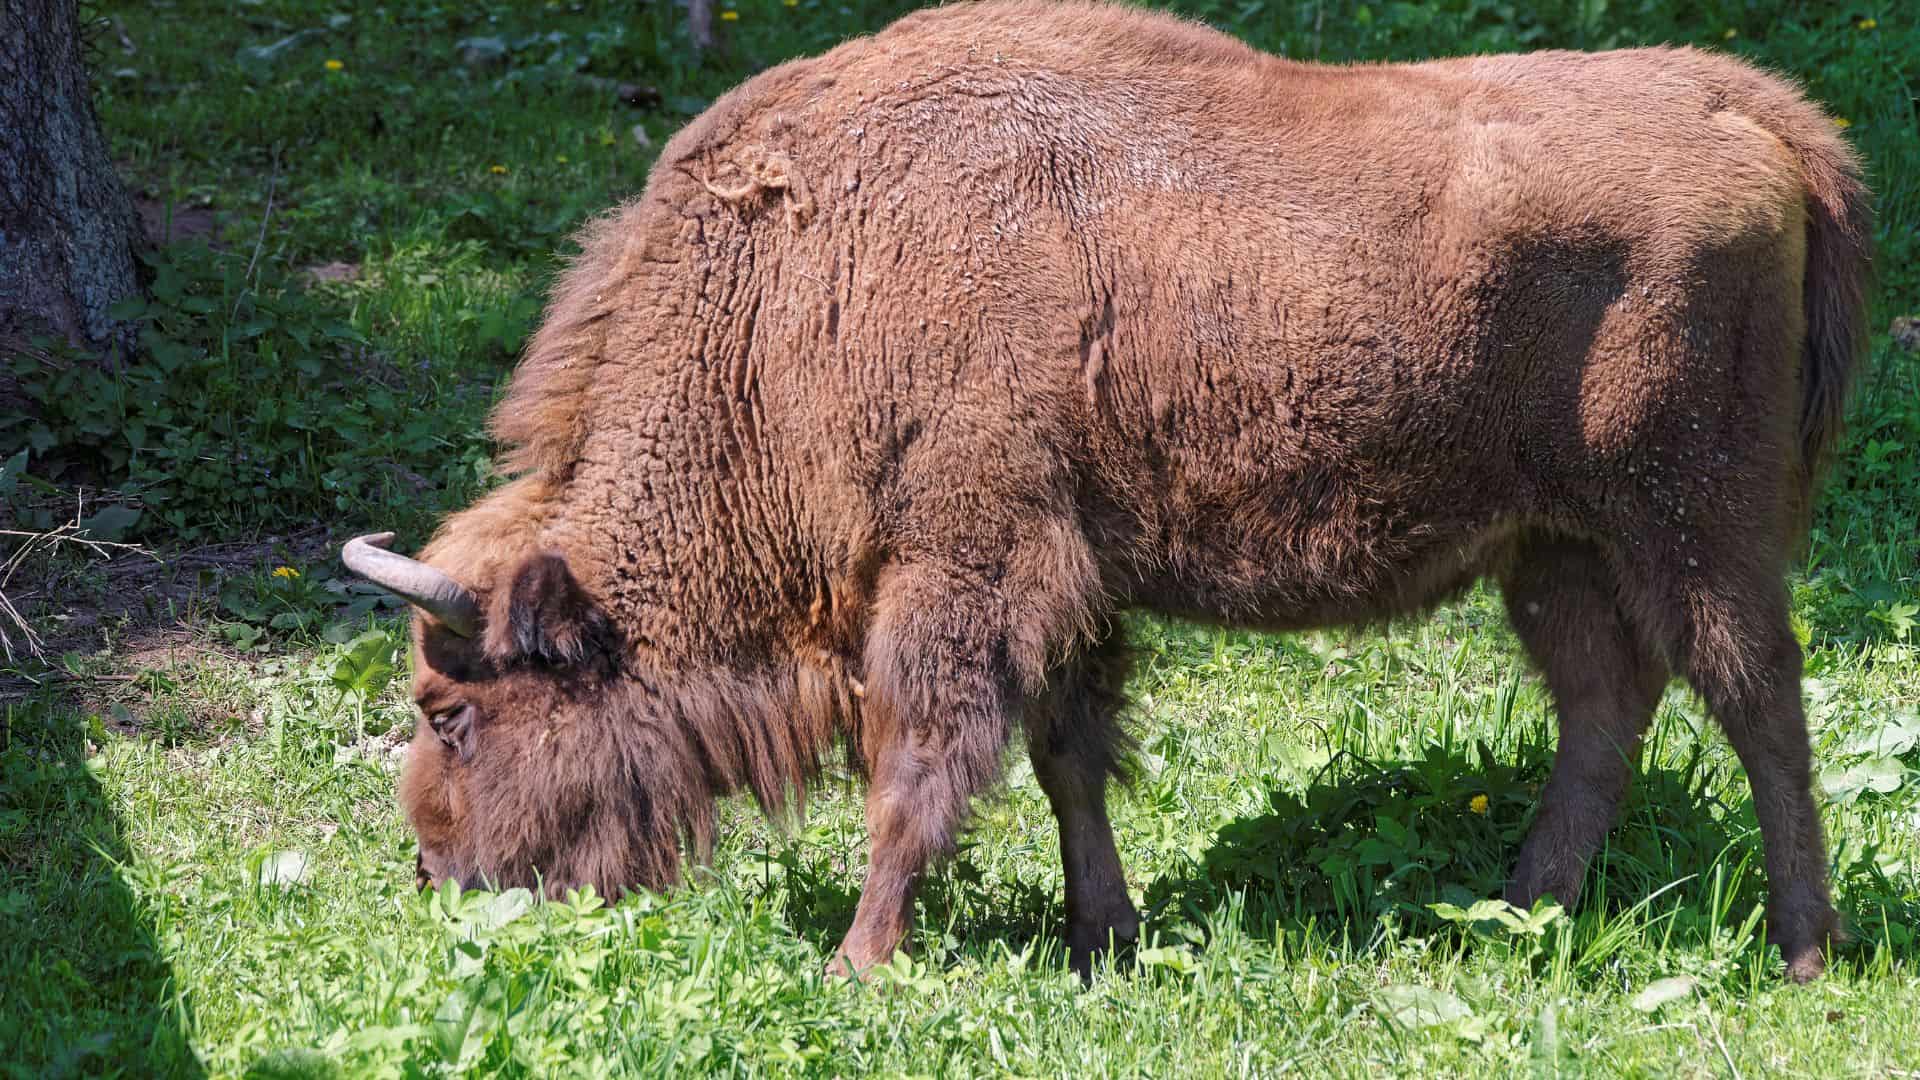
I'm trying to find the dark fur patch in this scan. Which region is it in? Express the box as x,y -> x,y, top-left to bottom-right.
431,703 -> 479,763
499,553 -> 615,668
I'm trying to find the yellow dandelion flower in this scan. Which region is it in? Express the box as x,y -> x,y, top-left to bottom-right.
720,8 -> 739,20
489,164 -> 508,174
1856,18 -> 1877,30
272,566 -> 300,580
324,59 -> 344,72
1721,28 -> 1737,40
1833,116 -> 1852,129
1469,794 -> 1489,815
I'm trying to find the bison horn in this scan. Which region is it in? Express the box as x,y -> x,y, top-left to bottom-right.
341,532 -> 480,638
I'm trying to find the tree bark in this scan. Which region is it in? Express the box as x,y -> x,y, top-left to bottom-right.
0,0 -> 141,356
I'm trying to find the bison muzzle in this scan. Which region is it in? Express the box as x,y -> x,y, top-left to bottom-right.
343,0 -> 1871,983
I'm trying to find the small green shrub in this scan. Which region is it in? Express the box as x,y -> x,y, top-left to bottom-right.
213,562 -> 407,650
2,244 -> 497,539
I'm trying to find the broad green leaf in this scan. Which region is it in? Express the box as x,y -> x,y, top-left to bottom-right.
1512,901 -> 1566,937
1630,975 -> 1698,1013
1136,945 -> 1200,976
1841,709 -> 1920,757
257,850 -> 310,888
471,888 -> 535,932
429,985 -> 498,1068
330,630 -> 398,696
1820,757 -> 1909,803
343,1024 -> 422,1055
78,503 -> 142,541
0,449 -> 25,500
1377,984 -> 1472,1029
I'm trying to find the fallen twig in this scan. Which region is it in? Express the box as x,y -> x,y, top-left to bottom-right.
0,491 -> 160,663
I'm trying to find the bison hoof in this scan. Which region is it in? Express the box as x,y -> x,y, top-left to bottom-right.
1772,890 -> 1842,984
1783,946 -> 1826,984
1066,910 -> 1141,981
826,945 -> 894,982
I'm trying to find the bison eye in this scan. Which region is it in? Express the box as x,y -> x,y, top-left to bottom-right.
427,704 -> 478,762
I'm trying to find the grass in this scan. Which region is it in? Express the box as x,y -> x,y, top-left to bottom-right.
3,0 -> 1917,1075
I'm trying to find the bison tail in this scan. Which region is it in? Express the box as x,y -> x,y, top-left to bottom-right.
1794,129 -> 1873,483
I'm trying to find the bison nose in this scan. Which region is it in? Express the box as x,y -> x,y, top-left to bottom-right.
414,850 -> 432,891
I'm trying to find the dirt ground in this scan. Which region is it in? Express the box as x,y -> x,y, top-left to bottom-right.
2,521 -> 338,724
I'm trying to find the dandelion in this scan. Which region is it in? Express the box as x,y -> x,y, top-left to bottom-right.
272,566 -> 300,580
489,164 -> 508,174
556,154 -> 570,164
324,59 -> 344,72
1469,794 -> 1489,815
721,8 -> 739,20
1721,28 -> 1737,40
1856,17 -> 1877,30
1833,116 -> 1852,129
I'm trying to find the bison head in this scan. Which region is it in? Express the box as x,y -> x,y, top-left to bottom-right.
343,533 -> 699,898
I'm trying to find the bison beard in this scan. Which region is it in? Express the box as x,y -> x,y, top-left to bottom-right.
344,0 -> 1870,984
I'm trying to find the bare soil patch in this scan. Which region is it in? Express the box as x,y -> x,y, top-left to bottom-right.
134,196 -> 221,247
3,525 -> 338,725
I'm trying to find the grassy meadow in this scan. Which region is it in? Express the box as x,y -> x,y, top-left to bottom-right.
3,0 -> 1918,1075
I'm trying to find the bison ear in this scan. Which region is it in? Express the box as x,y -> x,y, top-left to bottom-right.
489,552 -> 614,667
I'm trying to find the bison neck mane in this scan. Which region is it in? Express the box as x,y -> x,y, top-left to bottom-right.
607,651 -> 859,884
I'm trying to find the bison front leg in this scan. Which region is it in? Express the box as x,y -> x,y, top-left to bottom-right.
832,733 -> 1000,978
1027,635 -> 1138,979
829,564 -> 1023,979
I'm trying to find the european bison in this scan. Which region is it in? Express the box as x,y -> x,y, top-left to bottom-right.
344,0 -> 1870,981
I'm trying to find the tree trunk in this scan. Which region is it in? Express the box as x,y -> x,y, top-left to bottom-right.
0,0 -> 141,356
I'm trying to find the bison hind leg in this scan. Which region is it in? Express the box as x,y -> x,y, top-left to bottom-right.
1026,630 -> 1139,979
1500,535 -> 1669,913
1626,551 -> 1836,981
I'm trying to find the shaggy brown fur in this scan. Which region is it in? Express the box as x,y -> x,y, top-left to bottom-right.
381,1 -> 1871,983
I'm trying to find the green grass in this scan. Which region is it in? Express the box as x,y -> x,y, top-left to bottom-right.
3,1 -> 1917,1075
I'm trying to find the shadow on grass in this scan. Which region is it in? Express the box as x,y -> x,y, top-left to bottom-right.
772,737 -> 1920,976
762,732 -> 1920,982
755,836 -> 1072,969
0,690 -> 202,1078
1141,739 -> 1920,972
